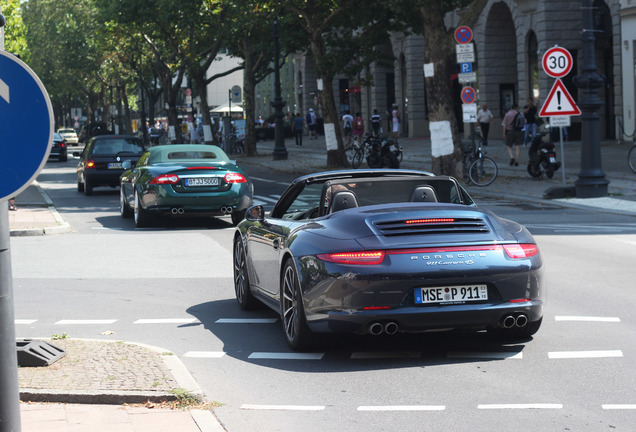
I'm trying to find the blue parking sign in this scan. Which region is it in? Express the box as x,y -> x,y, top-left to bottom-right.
460,63 -> 473,73
0,51 -> 53,201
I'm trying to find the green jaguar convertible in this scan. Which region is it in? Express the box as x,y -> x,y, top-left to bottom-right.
119,144 -> 253,227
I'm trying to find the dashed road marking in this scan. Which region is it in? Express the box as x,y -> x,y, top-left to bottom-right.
184,351 -> 226,358
447,351 -> 523,360
351,351 -> 420,359
55,319 -> 117,325
15,320 -> 37,325
216,318 -> 278,324
134,318 -> 198,324
602,404 -> 636,410
248,352 -> 324,360
478,403 -> 563,410
548,350 -> 623,359
555,316 -> 620,322
358,405 -> 445,411
241,404 -> 325,411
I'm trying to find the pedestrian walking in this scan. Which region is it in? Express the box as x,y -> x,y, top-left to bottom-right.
307,109 -> 317,140
391,104 -> 400,141
502,102 -> 525,166
370,109 -> 381,136
353,112 -> 364,139
523,97 -> 538,146
8,197 -> 17,211
477,103 -> 494,146
342,110 -> 354,142
293,112 -> 304,147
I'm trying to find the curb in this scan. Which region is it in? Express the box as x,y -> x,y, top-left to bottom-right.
19,339 -> 224,432
9,181 -> 72,237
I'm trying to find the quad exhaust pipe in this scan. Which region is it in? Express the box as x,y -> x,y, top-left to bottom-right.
501,313 -> 528,329
220,205 -> 233,214
171,207 -> 185,215
368,321 -> 399,336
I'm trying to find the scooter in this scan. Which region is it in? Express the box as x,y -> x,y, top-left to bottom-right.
365,136 -> 400,169
527,131 -> 561,179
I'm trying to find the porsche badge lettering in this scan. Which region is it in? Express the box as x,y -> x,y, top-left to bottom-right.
410,252 -> 486,266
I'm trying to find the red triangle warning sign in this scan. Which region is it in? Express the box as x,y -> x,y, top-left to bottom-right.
539,79 -> 581,117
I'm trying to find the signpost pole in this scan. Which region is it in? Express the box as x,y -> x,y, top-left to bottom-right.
0,6 -> 23,430
559,127 -> 566,184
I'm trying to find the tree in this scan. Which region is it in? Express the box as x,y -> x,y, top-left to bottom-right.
1,0 -> 29,59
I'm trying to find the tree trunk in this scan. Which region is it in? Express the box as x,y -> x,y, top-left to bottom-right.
193,74 -> 214,144
420,1 -> 463,178
243,51 -> 258,156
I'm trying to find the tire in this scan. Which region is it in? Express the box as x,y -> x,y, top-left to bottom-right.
382,151 -> 400,168
84,179 -> 93,196
120,187 -> 132,218
546,165 -> 555,179
527,163 -> 542,178
60,155 -> 68,162
468,157 -> 498,186
394,149 -> 403,163
77,180 -> 84,193
629,145 -> 636,174
489,317 -> 542,341
463,154 -> 473,184
351,148 -> 364,169
233,236 -> 260,310
231,208 -> 246,226
134,190 -> 151,228
280,259 -> 313,350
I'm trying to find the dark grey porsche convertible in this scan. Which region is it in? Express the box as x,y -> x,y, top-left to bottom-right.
233,170 -> 545,350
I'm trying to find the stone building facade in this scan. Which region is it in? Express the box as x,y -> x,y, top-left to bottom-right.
278,0 -> 622,141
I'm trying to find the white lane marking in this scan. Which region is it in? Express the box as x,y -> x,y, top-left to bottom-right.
249,176 -> 289,185
216,318 -> 278,324
183,351 -> 226,358
602,404 -> 636,410
478,404 -> 563,410
248,352 -> 324,360
90,227 -> 124,230
555,316 -> 620,322
351,351 -> 420,359
241,405 -> 325,411
447,351 -> 523,360
134,318 -> 197,324
15,320 -> 37,325
358,405 -> 445,411
548,350 -> 623,359
55,320 -> 117,325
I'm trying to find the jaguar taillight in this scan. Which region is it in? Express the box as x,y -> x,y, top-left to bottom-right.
224,172 -> 247,183
150,174 -> 180,184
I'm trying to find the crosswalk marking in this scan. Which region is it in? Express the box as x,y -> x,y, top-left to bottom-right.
183,351 -> 226,358
241,404 -> 325,411
478,404 -> 563,410
15,319 -> 37,325
248,352 -> 324,360
447,351 -> 523,360
358,405 -> 445,411
548,350 -> 623,359
555,316 -> 620,323
351,351 -> 420,359
216,318 -> 278,324
602,404 -> 636,410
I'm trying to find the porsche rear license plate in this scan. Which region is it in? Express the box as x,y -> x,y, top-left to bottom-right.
108,162 -> 123,169
186,177 -> 219,186
415,285 -> 488,304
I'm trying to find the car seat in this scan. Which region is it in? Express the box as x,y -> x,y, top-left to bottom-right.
329,191 -> 359,213
410,185 -> 438,202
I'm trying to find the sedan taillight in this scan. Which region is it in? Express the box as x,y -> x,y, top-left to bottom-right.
86,159 -> 96,168
224,172 -> 247,183
150,174 -> 180,184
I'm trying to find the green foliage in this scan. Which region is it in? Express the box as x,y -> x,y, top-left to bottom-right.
1,0 -> 29,59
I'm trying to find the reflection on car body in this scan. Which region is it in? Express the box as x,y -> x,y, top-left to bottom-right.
233,169 -> 545,350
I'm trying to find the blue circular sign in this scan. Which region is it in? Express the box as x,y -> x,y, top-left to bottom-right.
0,51 -> 53,202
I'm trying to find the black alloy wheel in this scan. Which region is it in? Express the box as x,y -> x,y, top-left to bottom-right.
280,259 -> 312,350
134,190 -> 151,228
120,187 -> 132,218
233,237 -> 259,309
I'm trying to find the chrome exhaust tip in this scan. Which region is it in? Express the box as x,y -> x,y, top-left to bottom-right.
171,208 -> 178,215
502,315 -> 516,329
384,322 -> 398,335
177,207 -> 184,215
515,314 -> 528,328
369,322 -> 384,336
220,206 -> 233,214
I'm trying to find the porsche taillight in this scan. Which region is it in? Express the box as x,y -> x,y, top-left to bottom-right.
502,244 -> 540,259
317,251 -> 385,265
150,174 -> 180,184
224,172 -> 247,183
86,159 -> 96,168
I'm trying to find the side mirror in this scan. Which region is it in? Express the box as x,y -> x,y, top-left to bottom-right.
122,160 -> 133,170
245,205 -> 265,222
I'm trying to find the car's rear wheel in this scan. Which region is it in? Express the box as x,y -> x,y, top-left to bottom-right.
281,259 -> 312,350
84,179 -> 93,196
120,187 -> 132,218
77,180 -> 84,192
134,190 -> 151,228
233,237 -> 260,309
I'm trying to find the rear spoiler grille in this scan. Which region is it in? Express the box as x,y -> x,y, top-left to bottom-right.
374,217 -> 489,236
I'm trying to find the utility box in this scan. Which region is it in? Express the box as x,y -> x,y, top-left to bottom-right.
17,339 -> 66,367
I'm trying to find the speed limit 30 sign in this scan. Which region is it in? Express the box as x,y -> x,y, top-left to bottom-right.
542,46 -> 573,78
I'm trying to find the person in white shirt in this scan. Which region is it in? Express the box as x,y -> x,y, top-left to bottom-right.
476,103 -> 494,146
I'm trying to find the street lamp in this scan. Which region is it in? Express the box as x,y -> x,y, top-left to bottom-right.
572,0 -> 609,197
271,18 -> 288,160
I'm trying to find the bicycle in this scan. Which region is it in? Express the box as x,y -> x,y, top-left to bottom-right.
345,134 -> 364,168
228,132 -> 244,155
628,143 -> 636,173
463,134 -> 498,186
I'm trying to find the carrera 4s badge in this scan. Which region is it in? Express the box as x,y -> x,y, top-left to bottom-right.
410,252 -> 487,266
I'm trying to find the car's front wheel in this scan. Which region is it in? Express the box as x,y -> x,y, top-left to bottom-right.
233,237 -> 259,309
134,190 -> 151,228
120,187 -> 132,218
280,259 -> 312,350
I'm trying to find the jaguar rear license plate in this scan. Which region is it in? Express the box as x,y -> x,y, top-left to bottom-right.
415,285 -> 488,304
186,177 -> 220,186
108,162 -> 123,169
